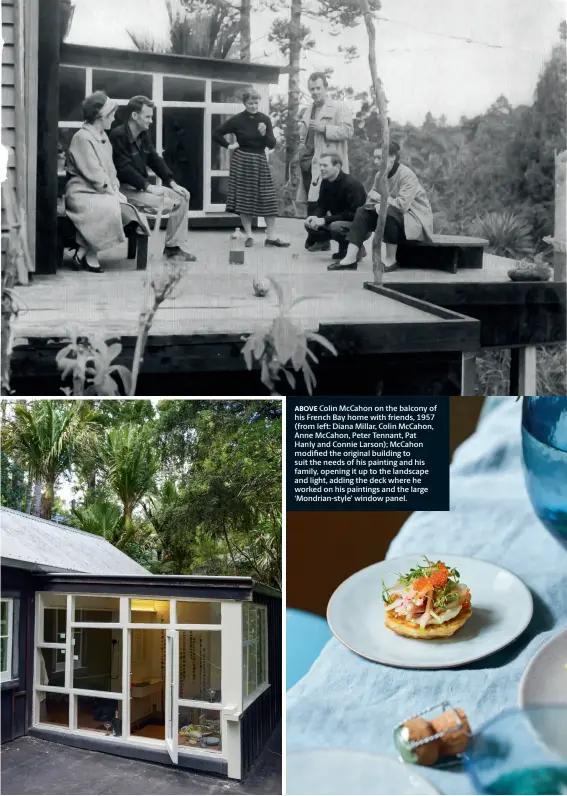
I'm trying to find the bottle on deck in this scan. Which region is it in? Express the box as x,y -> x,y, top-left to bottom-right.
229,228 -> 245,265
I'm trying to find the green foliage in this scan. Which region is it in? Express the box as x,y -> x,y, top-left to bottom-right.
72,501 -> 123,543
476,345 -> 566,396
2,400 -> 99,519
56,334 -> 132,396
268,18 -> 314,55
0,449 -> 28,511
271,21 -> 566,250
2,400 -> 282,588
127,0 -> 240,58
472,211 -> 534,259
241,278 -> 338,395
96,424 -> 159,547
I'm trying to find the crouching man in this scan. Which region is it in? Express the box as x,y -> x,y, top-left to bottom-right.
304,151 -> 367,266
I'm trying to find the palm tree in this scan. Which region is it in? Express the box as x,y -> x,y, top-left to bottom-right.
2,401 -> 97,520
127,0 -> 240,59
72,501 -> 123,544
97,424 -> 158,549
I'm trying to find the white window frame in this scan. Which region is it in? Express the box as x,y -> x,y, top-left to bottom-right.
32,592 -> 239,771
242,603 -> 269,708
57,63 -> 268,216
1,598 -> 14,682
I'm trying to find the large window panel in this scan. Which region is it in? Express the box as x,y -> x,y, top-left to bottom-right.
178,706 -> 222,752
42,593 -> 67,644
176,601 -> 221,625
211,113 -> 234,171
37,692 -> 69,727
162,107 -> 204,210
210,176 -> 229,206
74,596 -> 120,623
59,65 -> 86,122
72,628 -> 122,693
92,69 -> 152,100
179,630 -> 221,703
130,599 -> 170,624
163,76 -> 205,102
211,80 -> 248,103
37,647 -> 66,687
77,695 -> 122,736
242,603 -> 268,701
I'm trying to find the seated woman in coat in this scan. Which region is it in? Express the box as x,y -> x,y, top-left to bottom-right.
332,141 -> 433,272
65,91 -> 148,273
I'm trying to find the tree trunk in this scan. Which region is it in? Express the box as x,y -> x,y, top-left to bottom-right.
41,480 -> 55,520
284,0 -> 302,215
239,0 -> 251,61
221,522 -> 238,575
358,0 -> 389,284
33,481 -> 42,516
25,474 -> 33,514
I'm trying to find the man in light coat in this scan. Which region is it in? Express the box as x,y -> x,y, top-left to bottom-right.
296,72 -> 354,251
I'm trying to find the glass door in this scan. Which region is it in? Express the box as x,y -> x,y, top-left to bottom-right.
205,104 -> 241,212
165,629 -> 179,764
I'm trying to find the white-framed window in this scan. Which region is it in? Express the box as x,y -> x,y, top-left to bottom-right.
1,598 -> 14,682
242,603 -> 268,701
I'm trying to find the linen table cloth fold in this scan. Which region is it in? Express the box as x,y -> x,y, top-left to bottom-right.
286,398 -> 567,795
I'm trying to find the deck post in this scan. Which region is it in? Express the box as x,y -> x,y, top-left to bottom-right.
509,346 -> 537,396
35,0 -> 61,275
460,351 -> 477,396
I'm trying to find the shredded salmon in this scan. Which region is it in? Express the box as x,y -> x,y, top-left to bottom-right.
461,599 -> 471,611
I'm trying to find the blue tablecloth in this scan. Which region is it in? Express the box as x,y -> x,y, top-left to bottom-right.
287,398 -> 567,795
287,609 -> 333,691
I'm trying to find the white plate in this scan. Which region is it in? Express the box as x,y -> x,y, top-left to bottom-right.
327,554 -> 533,669
286,750 -> 439,795
519,627 -> 567,708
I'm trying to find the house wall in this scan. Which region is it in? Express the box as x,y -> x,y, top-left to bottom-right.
1,0 -> 38,266
240,591 -> 282,775
1,566 -> 35,744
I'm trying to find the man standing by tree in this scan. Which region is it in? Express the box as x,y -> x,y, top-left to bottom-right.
296,72 -> 354,250
110,96 -> 196,262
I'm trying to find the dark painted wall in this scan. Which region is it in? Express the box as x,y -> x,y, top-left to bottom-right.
1,566 -> 35,744
241,591 -> 282,774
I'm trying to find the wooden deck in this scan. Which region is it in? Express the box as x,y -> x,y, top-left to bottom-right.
9,218 -> 565,396
13,218 -> 515,340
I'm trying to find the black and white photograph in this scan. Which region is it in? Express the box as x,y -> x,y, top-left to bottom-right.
1,0 -> 566,395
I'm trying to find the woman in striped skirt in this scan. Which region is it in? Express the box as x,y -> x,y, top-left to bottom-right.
212,88 -> 289,248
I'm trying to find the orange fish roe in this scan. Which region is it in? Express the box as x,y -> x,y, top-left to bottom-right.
413,576 -> 433,593
461,600 -> 471,611
429,564 -> 449,588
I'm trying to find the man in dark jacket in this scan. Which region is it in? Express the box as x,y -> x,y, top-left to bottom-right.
304,151 -> 367,263
110,95 -> 196,262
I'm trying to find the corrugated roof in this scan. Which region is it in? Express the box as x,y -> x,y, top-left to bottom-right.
0,507 -> 148,575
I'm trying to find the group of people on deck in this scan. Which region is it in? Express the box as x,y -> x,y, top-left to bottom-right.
64,72 -> 432,273
298,71 -> 433,272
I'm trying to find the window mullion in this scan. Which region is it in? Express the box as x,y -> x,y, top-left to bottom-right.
65,595 -> 73,689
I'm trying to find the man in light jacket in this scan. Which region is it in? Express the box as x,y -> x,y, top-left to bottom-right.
331,141 -> 434,272
296,72 -> 354,251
